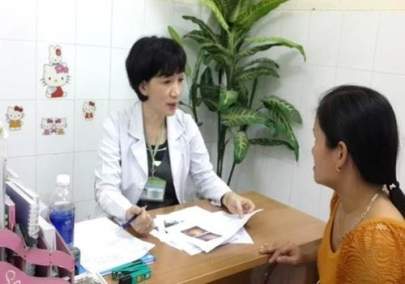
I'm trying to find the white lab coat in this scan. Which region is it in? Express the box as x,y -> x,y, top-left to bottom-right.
94,101 -> 231,221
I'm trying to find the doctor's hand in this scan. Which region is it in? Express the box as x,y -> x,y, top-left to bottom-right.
221,192 -> 255,217
125,206 -> 153,237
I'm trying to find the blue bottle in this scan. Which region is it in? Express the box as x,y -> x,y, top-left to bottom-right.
49,174 -> 75,247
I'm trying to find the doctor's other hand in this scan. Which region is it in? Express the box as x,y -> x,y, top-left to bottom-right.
222,192 -> 255,217
125,206 -> 153,236
259,242 -> 303,265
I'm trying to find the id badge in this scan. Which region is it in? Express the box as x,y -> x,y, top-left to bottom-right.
141,176 -> 166,202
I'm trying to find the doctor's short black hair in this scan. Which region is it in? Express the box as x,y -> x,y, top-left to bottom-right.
125,36 -> 187,101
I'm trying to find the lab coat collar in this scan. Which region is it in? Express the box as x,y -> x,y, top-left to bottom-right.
128,101 -> 144,141
127,101 -> 186,181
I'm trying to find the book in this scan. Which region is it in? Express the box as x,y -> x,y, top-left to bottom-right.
5,194 -> 16,231
38,216 -> 56,251
5,180 -> 39,244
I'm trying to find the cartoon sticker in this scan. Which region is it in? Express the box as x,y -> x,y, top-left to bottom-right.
41,45 -> 70,98
41,117 -> 67,135
6,105 -> 24,131
83,101 -> 96,120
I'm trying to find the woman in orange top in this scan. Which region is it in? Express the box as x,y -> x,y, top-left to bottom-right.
260,85 -> 405,283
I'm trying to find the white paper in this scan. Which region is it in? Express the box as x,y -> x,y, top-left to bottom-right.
74,217 -> 154,274
151,206 -> 261,254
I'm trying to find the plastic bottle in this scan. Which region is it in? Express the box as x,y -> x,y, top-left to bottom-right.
49,174 -> 75,247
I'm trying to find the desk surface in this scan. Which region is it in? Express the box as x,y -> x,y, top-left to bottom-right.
106,191 -> 325,284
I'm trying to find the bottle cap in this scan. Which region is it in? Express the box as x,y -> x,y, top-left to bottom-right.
56,174 -> 70,186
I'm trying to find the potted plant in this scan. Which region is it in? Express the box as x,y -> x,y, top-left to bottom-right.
169,0 -> 305,185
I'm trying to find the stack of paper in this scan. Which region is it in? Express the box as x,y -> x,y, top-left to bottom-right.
151,206 -> 261,255
74,217 -> 154,274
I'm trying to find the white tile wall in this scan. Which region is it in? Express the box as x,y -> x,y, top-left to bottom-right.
74,99 -> 109,151
37,0 -> 76,44
110,48 -> 134,99
0,0 -> 36,41
374,12 -> 405,74
2,1 -> 405,222
8,156 -> 36,189
307,11 -> 342,67
73,151 -> 98,202
337,12 -> 379,70
111,0 -> 146,49
36,153 -> 74,204
0,41 -> 36,100
76,0 -> 112,46
75,46 -> 110,99
144,0 -> 176,36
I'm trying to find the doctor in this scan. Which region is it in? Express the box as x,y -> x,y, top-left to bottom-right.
95,36 -> 255,235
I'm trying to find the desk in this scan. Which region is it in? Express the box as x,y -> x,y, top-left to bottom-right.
106,191 -> 325,284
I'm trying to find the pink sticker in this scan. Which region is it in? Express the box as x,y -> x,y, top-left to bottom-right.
41,45 -> 70,99
82,101 -> 96,120
41,117 -> 67,135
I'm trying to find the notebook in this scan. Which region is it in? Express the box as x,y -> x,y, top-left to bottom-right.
5,194 -> 16,231
38,216 -> 56,251
5,180 -> 40,243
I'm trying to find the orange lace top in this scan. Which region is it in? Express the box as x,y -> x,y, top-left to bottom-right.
317,194 -> 405,283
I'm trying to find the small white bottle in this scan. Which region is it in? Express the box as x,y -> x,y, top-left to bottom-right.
49,174 -> 75,247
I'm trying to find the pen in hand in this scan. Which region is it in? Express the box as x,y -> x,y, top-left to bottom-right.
122,206 -> 147,229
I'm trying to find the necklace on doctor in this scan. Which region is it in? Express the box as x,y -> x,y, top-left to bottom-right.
146,123 -> 165,177
335,192 -> 379,245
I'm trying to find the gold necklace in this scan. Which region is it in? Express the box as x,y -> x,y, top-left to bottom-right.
335,192 -> 379,244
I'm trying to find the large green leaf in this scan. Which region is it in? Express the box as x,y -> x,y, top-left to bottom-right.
235,66 -> 279,82
182,15 -> 218,43
229,0 -> 251,23
234,131 -> 249,163
250,137 -> 299,160
167,26 -> 192,77
184,30 -> 214,45
199,67 -> 220,111
237,43 -> 277,60
234,0 -> 288,31
168,25 -> 183,45
262,96 -> 302,124
201,0 -> 229,32
219,89 -> 238,111
246,36 -> 306,61
222,107 -> 265,127
262,110 -> 300,159
240,58 -> 279,71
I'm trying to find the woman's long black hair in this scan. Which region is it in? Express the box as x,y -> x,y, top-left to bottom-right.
317,85 -> 405,217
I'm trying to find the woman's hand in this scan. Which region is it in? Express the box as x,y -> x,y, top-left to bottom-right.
259,242 -> 304,265
125,206 -> 154,236
222,192 -> 255,217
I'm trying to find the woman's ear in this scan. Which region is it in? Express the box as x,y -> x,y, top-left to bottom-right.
335,141 -> 348,172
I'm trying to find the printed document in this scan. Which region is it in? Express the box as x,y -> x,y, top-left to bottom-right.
151,206 -> 261,254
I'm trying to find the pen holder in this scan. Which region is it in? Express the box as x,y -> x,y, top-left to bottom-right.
0,229 -> 75,284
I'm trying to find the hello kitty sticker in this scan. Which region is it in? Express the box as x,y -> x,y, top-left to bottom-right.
6,106 -> 24,131
83,101 -> 96,120
41,45 -> 70,98
41,117 -> 67,135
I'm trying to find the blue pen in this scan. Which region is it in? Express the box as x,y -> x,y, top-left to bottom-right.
122,206 -> 147,229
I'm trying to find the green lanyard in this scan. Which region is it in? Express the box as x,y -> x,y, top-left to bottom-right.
146,124 -> 165,177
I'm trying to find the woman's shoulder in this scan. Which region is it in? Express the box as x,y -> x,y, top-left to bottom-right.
344,218 -> 405,253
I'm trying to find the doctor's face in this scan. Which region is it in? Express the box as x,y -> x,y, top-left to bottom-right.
140,72 -> 184,116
